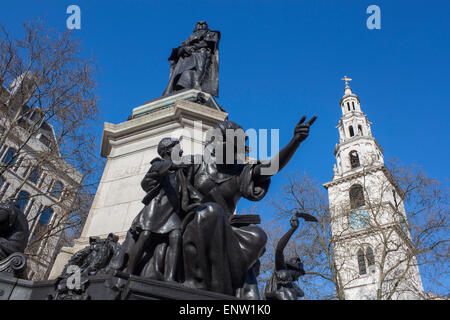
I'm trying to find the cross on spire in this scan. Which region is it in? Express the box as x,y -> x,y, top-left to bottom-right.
341,75 -> 352,88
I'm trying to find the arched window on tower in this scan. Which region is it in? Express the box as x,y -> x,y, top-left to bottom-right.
357,248 -> 367,275
349,126 -> 355,137
347,102 -> 351,111
352,101 -> 356,110
357,246 -> 375,276
349,184 -> 365,209
349,150 -> 360,169
358,125 -> 363,136
366,247 -> 375,267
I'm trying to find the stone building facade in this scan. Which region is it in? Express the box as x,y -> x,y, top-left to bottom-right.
0,76 -> 83,280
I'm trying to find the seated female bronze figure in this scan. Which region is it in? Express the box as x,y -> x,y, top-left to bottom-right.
178,116 -> 316,299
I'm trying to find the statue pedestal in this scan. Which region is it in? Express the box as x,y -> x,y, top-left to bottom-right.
0,273 -> 238,300
49,90 -> 228,279
115,274 -> 238,300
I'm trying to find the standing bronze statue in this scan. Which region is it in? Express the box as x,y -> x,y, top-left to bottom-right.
162,21 -> 220,97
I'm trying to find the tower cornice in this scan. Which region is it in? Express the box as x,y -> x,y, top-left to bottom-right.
333,136 -> 383,156
323,164 -> 405,200
323,164 -> 385,189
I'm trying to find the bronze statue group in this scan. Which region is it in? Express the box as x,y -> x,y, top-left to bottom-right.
108,115 -> 317,300
0,21 -> 318,300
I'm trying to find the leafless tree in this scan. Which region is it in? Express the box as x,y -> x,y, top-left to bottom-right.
261,160 -> 448,299
0,20 -> 101,279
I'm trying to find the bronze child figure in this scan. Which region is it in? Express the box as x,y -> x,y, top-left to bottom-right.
111,138 -> 200,282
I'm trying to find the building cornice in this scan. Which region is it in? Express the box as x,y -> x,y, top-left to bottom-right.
323,164 -> 385,189
334,135 -> 383,156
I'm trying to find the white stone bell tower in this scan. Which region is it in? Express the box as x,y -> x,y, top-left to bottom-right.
323,77 -> 423,300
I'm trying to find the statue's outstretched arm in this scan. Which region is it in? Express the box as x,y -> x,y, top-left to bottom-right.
253,116 -> 317,183
274,215 -> 299,271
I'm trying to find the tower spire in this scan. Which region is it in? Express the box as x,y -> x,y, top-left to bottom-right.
341,75 -> 353,95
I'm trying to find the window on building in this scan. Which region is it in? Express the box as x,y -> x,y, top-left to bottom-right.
39,206 -> 54,225
28,167 -> 40,184
352,101 -> 356,110
357,248 -> 367,275
39,135 -> 52,148
30,110 -> 40,122
349,184 -> 365,209
50,181 -> 64,200
347,102 -> 350,111
366,247 -> 375,267
358,125 -> 363,136
349,126 -> 355,137
2,147 -> 18,166
349,150 -> 360,169
28,205 -> 53,256
40,122 -> 51,132
16,190 -> 31,212
358,246 -> 375,276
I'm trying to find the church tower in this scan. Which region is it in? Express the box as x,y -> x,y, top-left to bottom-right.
323,77 -> 424,300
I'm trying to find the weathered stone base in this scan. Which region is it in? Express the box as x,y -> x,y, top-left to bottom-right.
0,274 -> 55,300
116,274 -> 238,300
0,273 -> 238,300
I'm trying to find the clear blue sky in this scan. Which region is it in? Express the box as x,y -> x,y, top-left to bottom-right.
2,0 -> 449,296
